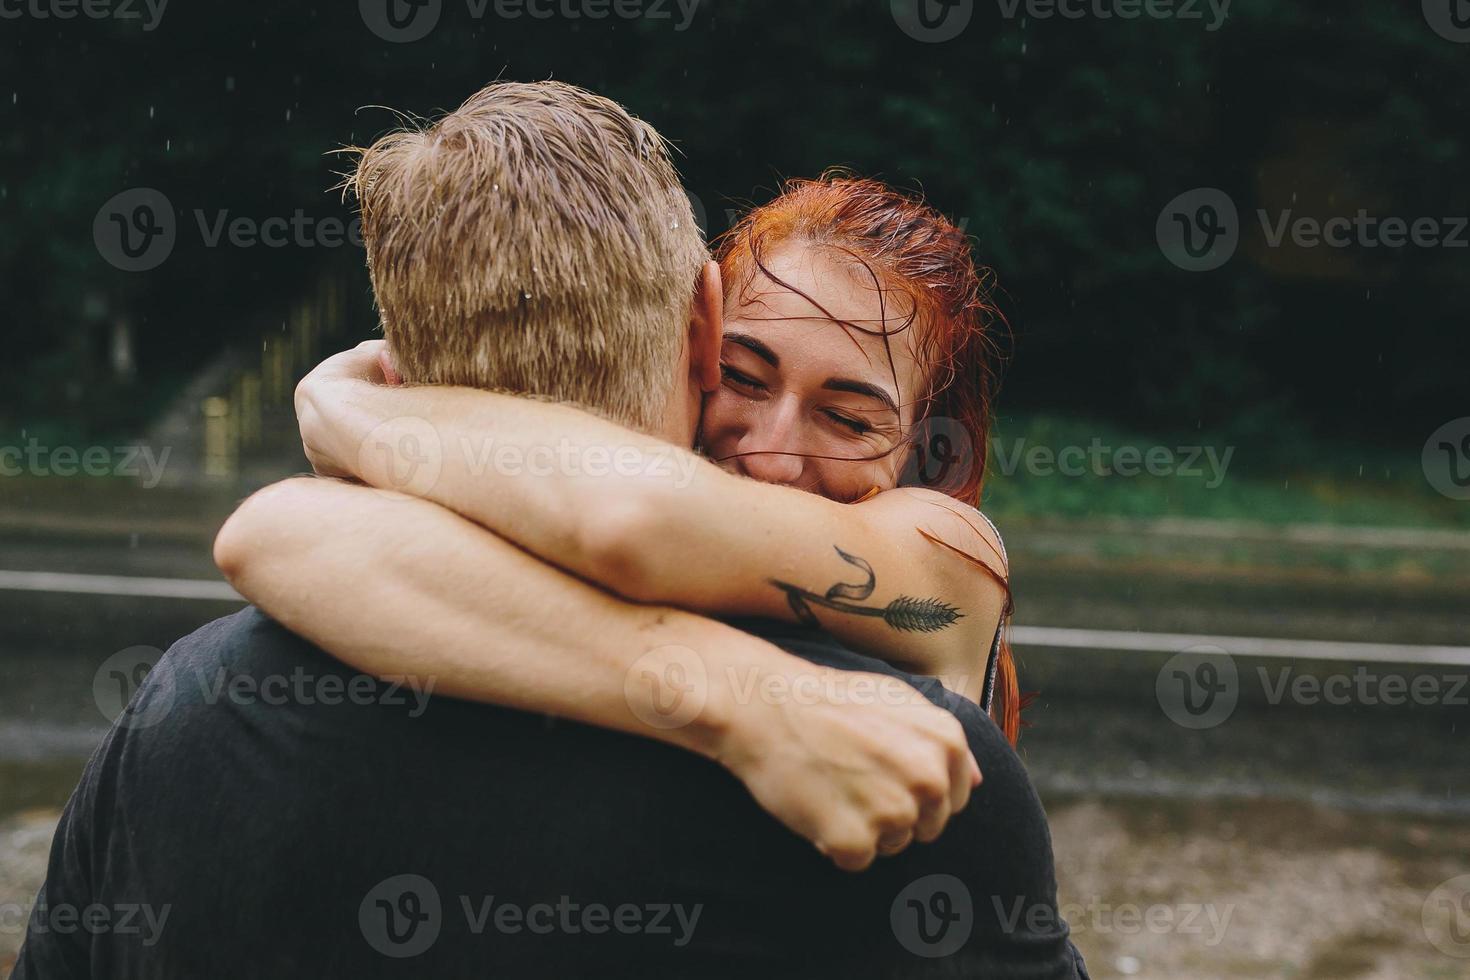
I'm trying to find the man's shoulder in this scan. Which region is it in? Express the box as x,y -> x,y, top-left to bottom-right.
158,605 -> 315,674
142,605 -> 349,706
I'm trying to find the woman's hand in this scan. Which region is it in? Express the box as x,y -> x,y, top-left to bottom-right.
293,341 -> 389,480
716,669 -> 982,872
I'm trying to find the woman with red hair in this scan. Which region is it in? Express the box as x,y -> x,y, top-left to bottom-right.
709,174 -> 1020,740
220,172 -> 1024,855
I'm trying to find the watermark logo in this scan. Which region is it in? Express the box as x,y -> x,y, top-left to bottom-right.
0,0 -> 168,30
685,190 -> 709,239
892,0 -> 973,43
624,645 -> 707,730
1424,0 -> 1470,43
95,188 -> 364,271
1157,188 -> 1238,272
1423,418 -> 1470,501
900,416 -> 981,493
360,0 -> 441,42
1160,188 -> 1468,271
94,188 -> 175,272
1162,656 -> 1464,727
892,874 -> 973,957
360,874 -> 442,958
362,0 -> 700,42
1423,874 -> 1470,958
93,646 -> 173,730
1156,645 -> 1238,730
359,876 -> 700,954
358,416 -> 445,499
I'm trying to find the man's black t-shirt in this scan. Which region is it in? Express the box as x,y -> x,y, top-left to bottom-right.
15,608 -> 1084,979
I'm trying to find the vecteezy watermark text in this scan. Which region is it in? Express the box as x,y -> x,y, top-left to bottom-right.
996,0 -> 1229,31
891,0 -> 1228,43
996,896 -> 1234,946
359,0 -> 702,43
991,437 -> 1235,488
357,418 -> 704,500
94,188 -> 364,272
0,0 -> 167,30
0,439 -> 171,488
1159,187 -> 1468,272
1157,647 -> 1468,730
0,901 -> 171,945
94,645 -> 437,731
1259,665 -> 1467,708
358,875 -> 701,958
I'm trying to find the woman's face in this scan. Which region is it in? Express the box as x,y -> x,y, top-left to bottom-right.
699,243 -> 927,502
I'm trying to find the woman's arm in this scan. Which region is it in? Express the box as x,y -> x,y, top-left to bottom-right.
299,344 -> 1008,699
214,476 -> 981,871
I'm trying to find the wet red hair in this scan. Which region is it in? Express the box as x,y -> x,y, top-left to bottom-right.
713,172 -> 1026,745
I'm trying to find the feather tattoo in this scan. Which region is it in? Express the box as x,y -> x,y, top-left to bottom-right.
771,546 -> 963,634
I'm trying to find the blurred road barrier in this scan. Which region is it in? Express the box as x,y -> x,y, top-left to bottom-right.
0,569 -> 240,601
1011,626 -> 1470,667
0,568 -> 1464,667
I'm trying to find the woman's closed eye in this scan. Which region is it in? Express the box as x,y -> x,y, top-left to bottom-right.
720,363 -> 767,393
823,409 -> 872,436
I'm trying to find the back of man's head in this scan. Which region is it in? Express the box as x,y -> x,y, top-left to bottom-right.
346,80 -> 707,433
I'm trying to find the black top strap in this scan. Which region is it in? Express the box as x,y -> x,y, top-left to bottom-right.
975,511 -> 1009,715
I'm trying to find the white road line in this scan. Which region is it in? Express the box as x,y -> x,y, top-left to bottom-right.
1010,626 -> 1470,667
0,570 -> 241,601
1,569 -> 1465,667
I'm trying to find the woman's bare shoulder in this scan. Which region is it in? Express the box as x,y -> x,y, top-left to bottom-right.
864,488 -> 1009,579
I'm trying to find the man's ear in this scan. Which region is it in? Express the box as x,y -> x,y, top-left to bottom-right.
689,260 -> 724,393
377,344 -> 403,387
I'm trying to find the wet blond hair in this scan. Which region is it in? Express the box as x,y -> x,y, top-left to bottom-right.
345,80 -> 707,432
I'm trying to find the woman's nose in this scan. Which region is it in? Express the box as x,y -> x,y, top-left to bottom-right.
736,399 -> 806,486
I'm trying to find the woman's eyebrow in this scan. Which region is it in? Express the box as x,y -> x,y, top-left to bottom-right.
724,332 -> 780,367
823,378 -> 899,416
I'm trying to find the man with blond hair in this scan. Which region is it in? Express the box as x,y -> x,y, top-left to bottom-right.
16,81 -> 1083,978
